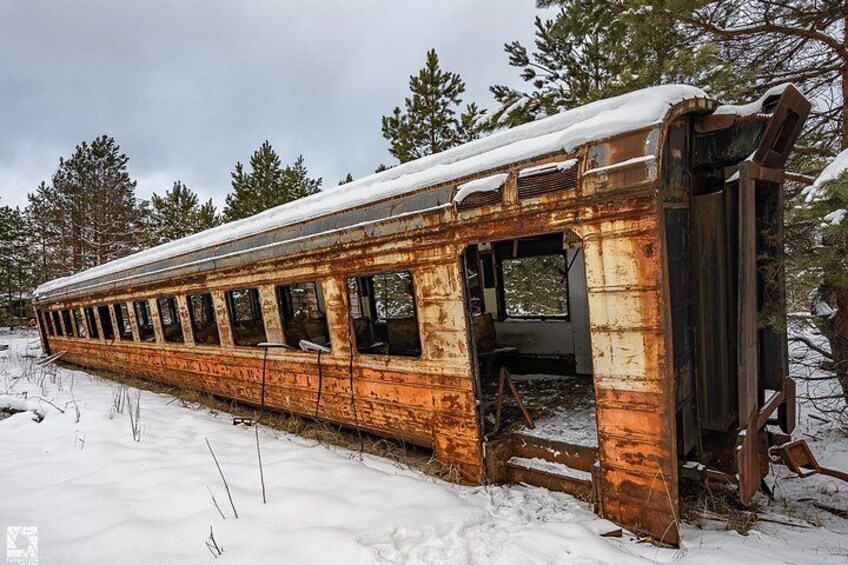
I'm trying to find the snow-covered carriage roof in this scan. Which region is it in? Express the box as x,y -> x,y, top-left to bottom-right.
36,84 -> 715,301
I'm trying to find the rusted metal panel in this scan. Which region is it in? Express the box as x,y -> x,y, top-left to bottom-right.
50,334 -> 482,478
517,166 -> 578,200
322,276 -> 350,354
751,85 -> 810,169
506,461 -> 594,500
108,303 -> 122,343
176,294 -> 195,346
664,205 -> 698,456
211,291 -> 234,348
510,434 -> 597,473
455,186 -> 503,212
738,389 -> 787,505
149,298 -> 165,344
578,210 -> 679,544
582,129 -> 659,196
737,408 -> 762,506
485,434 -> 596,501
737,164 -> 758,426
691,192 -> 736,430
34,309 -> 50,355
92,306 -> 105,342
581,220 -> 665,395
772,438 -> 848,483
258,284 -> 284,345
126,300 -> 141,342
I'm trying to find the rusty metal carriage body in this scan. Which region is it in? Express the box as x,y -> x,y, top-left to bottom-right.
33,85 -> 811,545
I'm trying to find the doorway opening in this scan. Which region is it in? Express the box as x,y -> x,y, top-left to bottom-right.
462,230 -> 597,449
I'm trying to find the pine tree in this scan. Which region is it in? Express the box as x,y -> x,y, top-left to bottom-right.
146,181 -> 221,245
338,173 -> 354,185
655,0 -> 847,154
648,0 -> 848,416
223,142 -> 322,221
28,135 -> 145,276
0,205 -> 35,327
26,184 -> 63,284
381,49 -> 486,163
283,155 -> 322,201
487,1 -> 740,127
196,199 -> 219,232
794,169 -> 848,419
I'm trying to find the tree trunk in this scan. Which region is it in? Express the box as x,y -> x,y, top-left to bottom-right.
843,16 -> 848,150
819,283 -> 848,400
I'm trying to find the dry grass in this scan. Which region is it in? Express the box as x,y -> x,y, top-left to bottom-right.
61,362 -> 452,481
679,482 -> 761,535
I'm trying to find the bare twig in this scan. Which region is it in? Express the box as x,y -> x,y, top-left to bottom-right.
255,427 -> 267,504
785,171 -> 818,184
126,388 -> 141,441
205,437 -> 238,519
788,335 -> 834,360
207,486 -> 226,520
29,396 -> 64,414
205,526 -> 224,558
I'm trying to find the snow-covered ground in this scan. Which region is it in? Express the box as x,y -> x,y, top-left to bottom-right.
1,331 -> 846,564
510,373 -> 599,447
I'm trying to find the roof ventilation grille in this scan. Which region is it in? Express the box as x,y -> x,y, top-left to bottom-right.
517,159 -> 578,200
454,173 -> 509,212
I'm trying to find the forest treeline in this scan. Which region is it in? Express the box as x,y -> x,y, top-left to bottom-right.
0,135 -> 324,325
1,1 -> 845,410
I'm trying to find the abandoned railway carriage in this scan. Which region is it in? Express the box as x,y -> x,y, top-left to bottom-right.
33,84 -> 810,545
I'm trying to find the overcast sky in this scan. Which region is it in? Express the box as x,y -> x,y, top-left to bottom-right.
0,0 -> 548,210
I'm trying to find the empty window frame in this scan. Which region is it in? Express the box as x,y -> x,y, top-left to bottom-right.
51,311 -> 64,337
157,296 -> 184,343
347,270 -> 421,357
84,307 -> 99,338
97,305 -> 115,340
494,233 -> 570,320
226,288 -> 266,346
73,308 -> 87,338
114,303 -> 134,340
188,293 -> 220,346
133,299 -> 156,342
61,310 -> 73,336
43,310 -> 55,336
276,281 -> 331,349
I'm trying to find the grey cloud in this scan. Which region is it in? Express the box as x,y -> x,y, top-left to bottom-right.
0,0 -> 543,208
